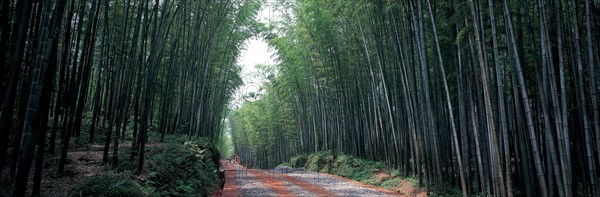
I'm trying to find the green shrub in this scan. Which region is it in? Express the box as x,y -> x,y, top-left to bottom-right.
283,152 -> 433,193
381,178 -> 403,190
70,173 -> 147,197
330,155 -> 355,178
71,136 -> 223,197
319,155 -> 335,173
278,162 -> 291,167
305,151 -> 330,171
406,176 -> 419,187
351,168 -> 372,182
289,152 -> 394,186
374,161 -> 386,169
290,155 -> 307,168
143,141 -> 221,196
391,169 -> 402,177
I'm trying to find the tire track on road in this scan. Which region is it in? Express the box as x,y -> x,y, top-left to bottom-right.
251,169 -> 333,197
222,164 -> 404,196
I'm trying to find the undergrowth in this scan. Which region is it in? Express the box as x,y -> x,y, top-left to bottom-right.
69,172 -> 147,197
288,151 -> 428,192
290,151 -> 387,185
143,140 -> 222,196
288,152 -> 466,195
70,136 -> 223,197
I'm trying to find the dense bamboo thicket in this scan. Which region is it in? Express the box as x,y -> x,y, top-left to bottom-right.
0,0 -> 259,195
230,0 -> 600,196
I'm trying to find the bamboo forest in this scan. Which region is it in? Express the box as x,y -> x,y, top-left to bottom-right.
0,0 -> 599,196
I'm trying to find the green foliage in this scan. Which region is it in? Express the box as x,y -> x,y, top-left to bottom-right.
278,162 -> 291,167
305,151 -> 330,171
142,141 -> 221,196
405,176 -> 419,187
381,178 -> 403,190
105,139 -> 223,196
70,173 -> 147,197
390,170 -> 402,177
290,155 -> 308,168
293,152 -> 384,186
229,72 -> 301,168
352,169 -> 375,184
217,124 -> 234,159
328,155 -> 355,178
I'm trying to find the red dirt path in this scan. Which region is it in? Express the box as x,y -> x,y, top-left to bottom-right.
219,162 -> 424,197
276,172 -> 333,197
245,169 -> 297,196
324,173 -> 402,196
220,161 -> 241,197
220,163 -> 333,197
252,169 -> 333,197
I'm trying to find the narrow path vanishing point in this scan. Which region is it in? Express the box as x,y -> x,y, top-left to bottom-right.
219,161 -> 402,197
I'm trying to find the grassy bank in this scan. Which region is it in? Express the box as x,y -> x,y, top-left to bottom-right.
284,152 -> 417,190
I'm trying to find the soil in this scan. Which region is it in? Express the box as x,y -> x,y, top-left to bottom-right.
395,180 -> 428,197
220,164 -> 428,197
0,142 -> 163,197
219,161 -> 241,197
374,170 -> 392,182
0,144 -> 110,197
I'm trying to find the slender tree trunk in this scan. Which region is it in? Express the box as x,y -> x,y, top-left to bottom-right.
573,0 -> 599,195
426,1 -> 467,195
32,0 -> 67,194
12,1 -> 55,195
0,0 -> 34,172
584,2 -> 600,185
468,1 -> 505,196
503,0 -> 548,195
487,1 -> 513,196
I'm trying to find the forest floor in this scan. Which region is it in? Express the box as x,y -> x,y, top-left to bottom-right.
220,162 -> 427,197
0,143 -> 109,196
1,143 -> 426,196
0,141 -> 163,196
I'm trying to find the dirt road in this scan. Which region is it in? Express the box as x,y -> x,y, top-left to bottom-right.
219,161 -> 402,197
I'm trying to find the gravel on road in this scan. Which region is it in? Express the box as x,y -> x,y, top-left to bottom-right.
280,169 -> 397,197
222,164 -> 402,196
